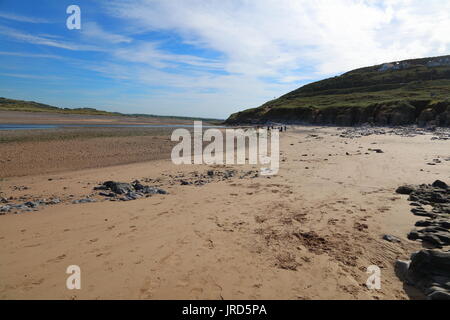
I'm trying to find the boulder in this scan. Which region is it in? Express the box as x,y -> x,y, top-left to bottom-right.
396,185 -> 415,195
432,180 -> 448,190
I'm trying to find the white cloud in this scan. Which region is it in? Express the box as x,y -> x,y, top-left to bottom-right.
0,11 -> 50,23
0,72 -> 63,80
106,0 -> 450,77
81,22 -> 132,44
0,51 -> 63,59
0,26 -> 102,51
113,42 -> 224,70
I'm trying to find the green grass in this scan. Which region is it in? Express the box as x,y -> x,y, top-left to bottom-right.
0,98 -> 119,116
227,55 -> 450,123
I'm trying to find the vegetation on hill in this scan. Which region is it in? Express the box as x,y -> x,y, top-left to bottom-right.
0,97 -> 121,116
226,55 -> 450,126
0,97 -> 223,122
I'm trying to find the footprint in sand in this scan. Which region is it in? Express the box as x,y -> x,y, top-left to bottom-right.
47,254 -> 66,263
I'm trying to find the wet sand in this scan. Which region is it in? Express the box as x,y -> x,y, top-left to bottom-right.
0,110 -> 211,125
0,127 -> 176,178
0,126 -> 449,299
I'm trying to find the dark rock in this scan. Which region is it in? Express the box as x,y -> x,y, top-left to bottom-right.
396,181 -> 450,297
409,250 -> 450,280
93,185 -> 109,191
141,186 -> 167,195
46,198 -> 61,205
410,202 -> 422,206
396,185 -> 415,195
24,201 -> 39,208
428,290 -> 450,300
102,181 -> 134,195
397,250 -> 450,298
411,207 -> 435,218
11,204 -> 30,211
123,192 -> 142,201
72,198 -> 96,204
432,180 -> 448,190
408,231 -> 420,240
96,180 -> 167,200
99,192 -> 116,198
131,180 -> 145,191
394,259 -> 411,282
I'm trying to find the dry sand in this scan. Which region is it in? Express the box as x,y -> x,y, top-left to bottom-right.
0,126 -> 449,299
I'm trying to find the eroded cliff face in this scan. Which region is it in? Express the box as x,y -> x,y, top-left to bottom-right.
226,100 -> 450,127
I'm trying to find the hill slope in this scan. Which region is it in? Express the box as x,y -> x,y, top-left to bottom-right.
0,97 -> 223,122
226,55 -> 450,126
0,97 -> 121,116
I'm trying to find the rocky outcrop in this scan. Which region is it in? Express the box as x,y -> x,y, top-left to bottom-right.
94,180 -> 168,201
226,100 -> 450,127
395,181 -> 450,300
396,250 -> 450,300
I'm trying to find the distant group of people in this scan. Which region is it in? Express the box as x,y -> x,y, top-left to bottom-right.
267,125 -> 287,132
254,125 -> 288,132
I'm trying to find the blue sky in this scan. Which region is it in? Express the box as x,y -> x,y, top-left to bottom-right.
0,0 -> 449,118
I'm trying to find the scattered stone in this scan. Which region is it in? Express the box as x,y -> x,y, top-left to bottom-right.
396,185 -> 415,195
24,201 -> 39,208
102,181 -> 134,195
410,202 -> 422,207
411,207 -> 436,218
0,205 -> 11,213
141,186 -> 167,195
72,198 -> 96,204
339,126 -> 450,140
46,198 -> 61,205
383,234 -> 401,243
95,180 -> 168,202
99,192 -> 115,198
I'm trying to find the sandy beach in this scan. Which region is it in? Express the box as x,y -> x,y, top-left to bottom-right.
1,125 -> 448,300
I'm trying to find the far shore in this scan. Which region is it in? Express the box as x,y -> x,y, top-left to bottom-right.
0,110 -> 222,126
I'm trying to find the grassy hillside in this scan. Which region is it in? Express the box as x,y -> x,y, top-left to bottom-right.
226,55 -> 450,126
0,97 -> 223,123
0,97 -> 120,116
